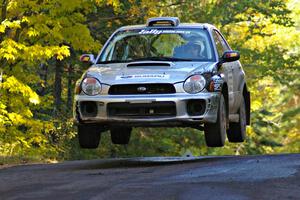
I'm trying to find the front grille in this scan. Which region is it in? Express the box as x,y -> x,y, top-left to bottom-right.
108,84 -> 176,95
107,102 -> 176,117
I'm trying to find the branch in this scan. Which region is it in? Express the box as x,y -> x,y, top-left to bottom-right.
1,0 -> 8,22
157,0 -> 187,8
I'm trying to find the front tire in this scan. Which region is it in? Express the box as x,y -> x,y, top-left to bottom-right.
78,124 -> 101,149
227,96 -> 247,142
110,127 -> 132,145
204,94 -> 227,147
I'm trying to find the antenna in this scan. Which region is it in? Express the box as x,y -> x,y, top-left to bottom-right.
0,70 -> 2,84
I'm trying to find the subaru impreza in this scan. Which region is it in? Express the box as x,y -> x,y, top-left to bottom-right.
74,17 -> 250,149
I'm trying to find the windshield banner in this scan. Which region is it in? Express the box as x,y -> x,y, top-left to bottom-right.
138,29 -> 191,35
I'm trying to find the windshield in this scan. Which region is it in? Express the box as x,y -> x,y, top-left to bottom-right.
98,28 -> 215,63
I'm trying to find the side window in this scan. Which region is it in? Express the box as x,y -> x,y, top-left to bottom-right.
216,31 -> 230,51
212,30 -> 230,57
212,31 -> 224,57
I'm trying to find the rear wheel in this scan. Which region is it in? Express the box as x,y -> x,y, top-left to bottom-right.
227,96 -> 246,142
204,94 -> 227,147
78,124 -> 101,149
110,127 -> 132,145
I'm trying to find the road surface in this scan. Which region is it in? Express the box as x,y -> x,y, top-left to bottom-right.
0,154 -> 299,200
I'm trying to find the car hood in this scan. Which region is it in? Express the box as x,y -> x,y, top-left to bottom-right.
87,61 -> 216,85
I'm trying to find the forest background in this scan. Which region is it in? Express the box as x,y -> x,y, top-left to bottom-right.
0,0 -> 299,164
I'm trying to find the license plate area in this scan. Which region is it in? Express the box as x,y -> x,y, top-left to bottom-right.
107,102 -> 176,117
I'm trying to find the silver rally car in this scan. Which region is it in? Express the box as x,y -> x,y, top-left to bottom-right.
74,17 -> 250,149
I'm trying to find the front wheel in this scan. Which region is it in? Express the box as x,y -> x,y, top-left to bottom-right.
110,127 -> 132,145
204,94 -> 227,147
78,124 -> 102,149
227,96 -> 247,143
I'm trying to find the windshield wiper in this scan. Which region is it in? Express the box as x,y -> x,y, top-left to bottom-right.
130,56 -> 193,62
97,57 -> 193,64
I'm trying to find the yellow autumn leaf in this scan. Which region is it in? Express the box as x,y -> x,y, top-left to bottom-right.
0,25 -> 5,33
27,27 -> 39,37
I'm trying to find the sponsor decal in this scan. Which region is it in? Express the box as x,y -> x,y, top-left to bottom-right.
138,29 -> 191,35
116,74 -> 170,80
211,75 -> 223,92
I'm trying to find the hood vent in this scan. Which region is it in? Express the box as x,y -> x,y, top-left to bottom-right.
127,62 -> 171,67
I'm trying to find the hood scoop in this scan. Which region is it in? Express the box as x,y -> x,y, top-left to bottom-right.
127,61 -> 171,67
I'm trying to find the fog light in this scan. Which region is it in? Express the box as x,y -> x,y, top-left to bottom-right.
80,101 -> 98,117
187,100 -> 206,116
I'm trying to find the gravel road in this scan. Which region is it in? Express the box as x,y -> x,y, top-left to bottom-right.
0,154 -> 299,200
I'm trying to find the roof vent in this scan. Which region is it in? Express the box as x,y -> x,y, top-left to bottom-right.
146,17 -> 180,27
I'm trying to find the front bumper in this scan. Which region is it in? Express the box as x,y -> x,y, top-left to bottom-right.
74,92 -> 220,127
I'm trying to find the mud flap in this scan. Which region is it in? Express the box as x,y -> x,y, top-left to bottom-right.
245,90 -> 250,125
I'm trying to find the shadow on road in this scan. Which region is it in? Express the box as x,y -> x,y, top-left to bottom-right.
65,156 -> 229,170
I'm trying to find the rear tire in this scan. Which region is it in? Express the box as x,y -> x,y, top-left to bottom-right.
227,96 -> 246,142
78,124 -> 101,149
204,94 -> 227,147
110,127 -> 132,145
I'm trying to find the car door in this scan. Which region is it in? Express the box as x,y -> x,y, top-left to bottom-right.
216,31 -> 244,113
212,30 -> 238,113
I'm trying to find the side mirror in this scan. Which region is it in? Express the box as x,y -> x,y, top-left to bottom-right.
220,50 -> 240,63
80,54 -> 95,64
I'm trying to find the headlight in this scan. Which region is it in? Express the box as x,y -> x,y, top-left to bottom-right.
81,77 -> 102,96
183,75 -> 206,94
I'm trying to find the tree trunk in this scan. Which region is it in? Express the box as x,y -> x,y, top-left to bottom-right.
1,0 -> 8,22
53,59 -> 63,116
0,0 -> 8,43
67,63 -> 73,112
37,63 -> 48,96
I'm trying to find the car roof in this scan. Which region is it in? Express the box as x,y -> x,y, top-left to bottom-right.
117,23 -> 217,31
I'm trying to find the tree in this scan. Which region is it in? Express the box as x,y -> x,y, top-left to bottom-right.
0,0 -> 97,160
